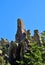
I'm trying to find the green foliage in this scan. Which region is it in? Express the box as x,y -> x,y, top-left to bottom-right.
0,31 -> 45,65
24,42 -> 45,65
16,42 -> 45,65
0,56 -> 10,65
2,45 -> 8,55
0,45 -> 45,65
41,31 -> 45,46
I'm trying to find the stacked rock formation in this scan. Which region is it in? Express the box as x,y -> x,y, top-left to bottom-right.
0,18 -> 44,65
34,30 -> 43,46
15,18 -> 26,42
15,18 -> 30,53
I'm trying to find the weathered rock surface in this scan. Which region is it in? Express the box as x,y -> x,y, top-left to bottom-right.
15,18 -> 26,42
34,30 -> 43,46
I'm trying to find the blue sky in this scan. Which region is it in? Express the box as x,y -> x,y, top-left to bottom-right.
0,0 -> 45,41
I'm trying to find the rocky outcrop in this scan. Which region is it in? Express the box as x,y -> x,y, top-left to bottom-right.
15,18 -> 26,42
34,30 -> 43,46
1,38 -> 9,45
